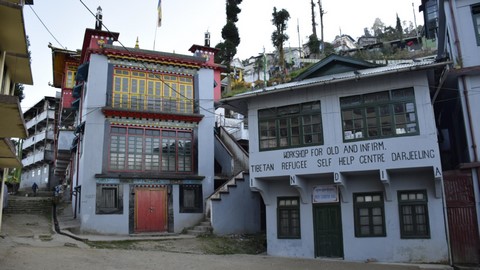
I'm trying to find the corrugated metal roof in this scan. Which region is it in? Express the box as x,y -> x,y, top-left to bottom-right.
225,60 -> 448,101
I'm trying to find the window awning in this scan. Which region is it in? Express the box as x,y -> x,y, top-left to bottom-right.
75,62 -> 89,81
73,83 -> 83,98
72,98 -> 80,110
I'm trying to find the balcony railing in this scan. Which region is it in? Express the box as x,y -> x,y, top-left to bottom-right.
22,150 -> 54,167
106,94 -> 199,115
23,130 -> 55,150
25,110 -> 55,130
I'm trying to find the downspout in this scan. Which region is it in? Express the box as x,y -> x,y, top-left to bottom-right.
73,89 -> 83,219
448,0 -> 463,66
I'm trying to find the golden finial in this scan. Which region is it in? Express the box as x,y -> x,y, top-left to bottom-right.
135,37 -> 139,49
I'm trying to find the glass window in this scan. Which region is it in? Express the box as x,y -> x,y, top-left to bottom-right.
398,190 -> 430,238
354,193 -> 386,237
258,101 -> 323,151
111,69 -> 194,113
341,88 -> 418,141
277,197 -> 301,239
108,126 -> 193,174
473,4 -> 480,45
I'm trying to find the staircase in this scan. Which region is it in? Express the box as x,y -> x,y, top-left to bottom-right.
3,195 -> 53,214
186,218 -> 213,236
209,172 -> 245,201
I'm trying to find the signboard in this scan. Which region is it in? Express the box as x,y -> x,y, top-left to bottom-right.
312,185 -> 339,203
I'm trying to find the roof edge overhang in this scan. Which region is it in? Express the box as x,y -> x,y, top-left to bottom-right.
0,138 -> 22,168
0,94 -> 27,138
223,61 -> 451,103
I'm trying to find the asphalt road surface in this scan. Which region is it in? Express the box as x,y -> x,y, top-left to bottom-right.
0,213 -> 448,270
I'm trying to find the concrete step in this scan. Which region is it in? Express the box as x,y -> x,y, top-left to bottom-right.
186,219 -> 212,236
4,196 -> 53,214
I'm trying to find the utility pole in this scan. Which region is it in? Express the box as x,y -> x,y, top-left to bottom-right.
297,18 -> 302,58
318,0 -> 325,53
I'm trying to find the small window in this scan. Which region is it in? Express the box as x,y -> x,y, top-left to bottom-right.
179,184 -> 203,213
353,193 -> 386,237
473,4 -> 480,45
398,190 -> 430,239
277,197 -> 301,239
96,184 -> 123,214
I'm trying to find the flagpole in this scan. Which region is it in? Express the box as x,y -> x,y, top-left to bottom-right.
153,22 -> 158,50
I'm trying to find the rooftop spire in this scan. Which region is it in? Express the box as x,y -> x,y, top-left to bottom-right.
135,37 -> 139,49
95,6 -> 103,30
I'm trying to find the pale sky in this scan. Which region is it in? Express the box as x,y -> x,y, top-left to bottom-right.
21,0 -> 423,109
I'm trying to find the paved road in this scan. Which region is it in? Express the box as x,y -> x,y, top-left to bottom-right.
0,212 -> 450,270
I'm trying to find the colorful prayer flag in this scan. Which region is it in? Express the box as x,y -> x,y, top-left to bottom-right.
157,0 -> 162,27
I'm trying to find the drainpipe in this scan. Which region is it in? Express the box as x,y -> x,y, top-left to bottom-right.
73,87 -> 84,219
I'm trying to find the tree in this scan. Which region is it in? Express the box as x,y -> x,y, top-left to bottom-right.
253,56 -> 264,81
395,14 -> 403,40
14,84 -> 24,102
307,34 -> 320,57
271,7 -> 290,81
371,18 -> 385,37
215,0 -> 242,71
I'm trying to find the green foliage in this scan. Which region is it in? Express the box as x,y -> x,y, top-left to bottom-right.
200,234 -> 266,255
289,63 -> 314,79
14,84 -> 25,102
226,0 -> 242,22
308,34 -> 320,55
222,21 -> 240,47
271,7 -> 290,82
215,0 -> 242,71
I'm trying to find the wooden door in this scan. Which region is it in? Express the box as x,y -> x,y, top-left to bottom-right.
313,204 -> 344,258
135,187 -> 167,233
443,171 -> 480,265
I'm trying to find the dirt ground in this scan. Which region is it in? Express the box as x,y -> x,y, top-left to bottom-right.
0,213 -> 448,270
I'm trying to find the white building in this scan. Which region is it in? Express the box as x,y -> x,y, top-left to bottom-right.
21,96 -> 57,191
221,55 -> 449,263
423,0 -> 480,265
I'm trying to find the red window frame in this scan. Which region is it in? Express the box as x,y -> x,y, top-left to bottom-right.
108,125 -> 194,174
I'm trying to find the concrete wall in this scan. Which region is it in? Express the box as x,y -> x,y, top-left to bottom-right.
445,0 -> 480,68
77,53 -> 130,234
211,174 -> 262,235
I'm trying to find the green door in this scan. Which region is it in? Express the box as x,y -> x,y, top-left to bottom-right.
313,204 -> 343,258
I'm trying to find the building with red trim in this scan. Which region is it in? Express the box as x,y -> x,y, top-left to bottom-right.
51,15 -> 223,234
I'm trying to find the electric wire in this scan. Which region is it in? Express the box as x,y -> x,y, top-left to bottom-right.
28,5 -> 66,49
78,0 -> 219,117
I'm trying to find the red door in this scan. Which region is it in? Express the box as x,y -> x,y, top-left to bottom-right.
135,187 -> 167,233
443,171 -> 480,265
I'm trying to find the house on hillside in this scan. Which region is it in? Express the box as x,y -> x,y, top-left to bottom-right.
421,0 -> 480,265
221,54 -> 450,263
20,96 -> 57,192
50,10 -> 223,235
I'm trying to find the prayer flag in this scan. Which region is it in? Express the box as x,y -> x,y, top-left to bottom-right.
157,0 -> 162,27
